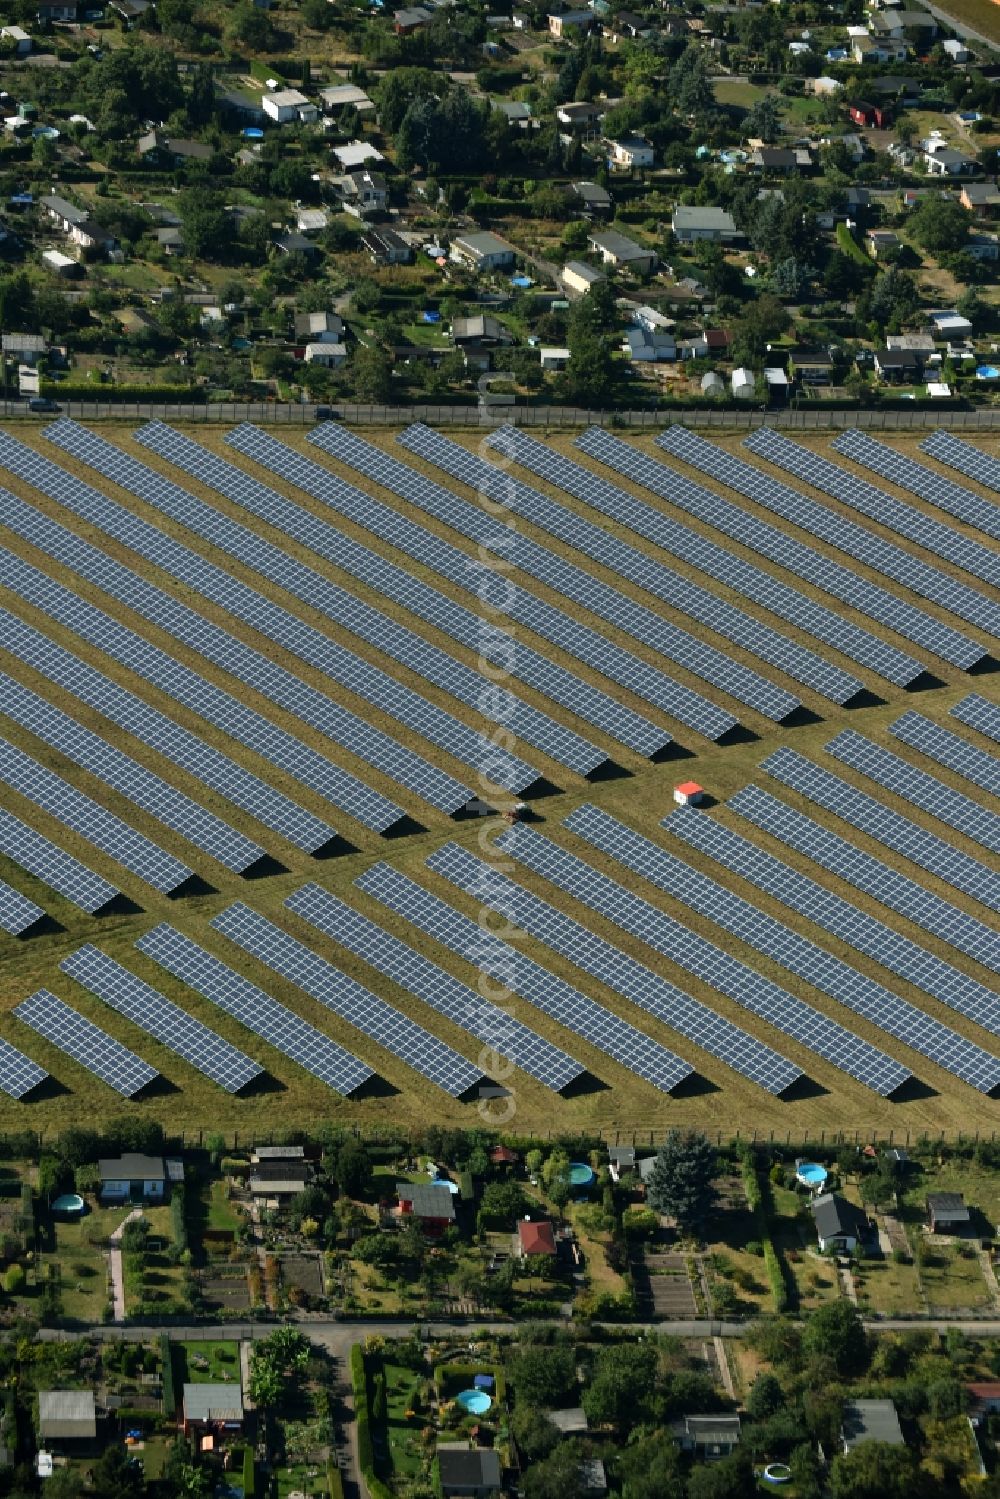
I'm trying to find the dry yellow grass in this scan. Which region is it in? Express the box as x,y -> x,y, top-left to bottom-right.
0,419 -> 996,1143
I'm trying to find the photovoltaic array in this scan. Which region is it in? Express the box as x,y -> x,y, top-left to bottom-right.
890,710 -> 1000,797
286,882 -> 585,1092
211,902 -> 483,1096
762,747 -> 998,912
485,424 -> 865,703
563,804 -> 910,1096
14,988 -> 157,1097
952,693 -> 1000,745
0,806 -> 121,916
834,429 -> 1000,543
0,1040 -> 47,1100
576,427 -> 980,672
0,878 -> 44,938
135,924 -> 374,1096
662,806 -> 1000,1060
728,784 -> 999,972
60,944 -> 263,1093
427,840 -> 802,1095
747,427 -> 1000,586
921,430 -> 1000,495
354,861 -> 694,1093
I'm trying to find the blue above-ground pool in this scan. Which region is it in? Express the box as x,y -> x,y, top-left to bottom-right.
567,1161 -> 596,1188
242,127 -> 264,139
52,1193 -> 85,1215
976,365 -> 1000,380
456,1389 -> 492,1415
796,1162 -> 828,1190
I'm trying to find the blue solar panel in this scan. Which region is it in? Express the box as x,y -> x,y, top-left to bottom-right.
835,429 -> 1000,543
14,988 -> 157,1097
890,710 -> 1000,798
0,805 -> 121,915
0,877 -> 44,937
952,693 -> 1000,746
921,431 -> 1000,500
0,1039 -> 47,1099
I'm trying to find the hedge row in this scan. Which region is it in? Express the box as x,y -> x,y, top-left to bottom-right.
160,1335 -> 175,1416
736,1147 -> 788,1314
39,381 -> 202,402
242,1446 -> 255,1499
170,1182 -> 187,1256
327,1461 -> 344,1499
351,1345 -> 396,1499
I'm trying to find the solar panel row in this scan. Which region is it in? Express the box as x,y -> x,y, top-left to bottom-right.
576,428 -> 984,672
0,604 -> 336,855
890,710 -> 1000,798
0,877 -> 44,937
563,804 -> 910,1096
661,426 -> 1000,640
0,667 -> 265,874
61,944 -> 263,1093
427,841 -> 803,1095
0,519 -> 407,833
834,429 -> 1000,543
747,427 -> 1000,587
212,902 -> 483,1096
921,430 -> 1000,497
287,882 -> 586,1092
0,732 -> 192,895
485,424 -> 867,701
952,693 -> 1000,745
146,424 -> 669,761
136,924 -> 374,1096
355,860 -> 694,1093
762,747 -> 998,912
14,988 -> 157,1097
0,1039 -> 47,1100
728,784 -> 999,972
131,424 -> 606,780
663,804 -> 1000,1045
0,805 -> 120,915
394,422 -> 798,725
0,432 -> 473,816
44,422 -> 544,796
827,728 -> 1000,856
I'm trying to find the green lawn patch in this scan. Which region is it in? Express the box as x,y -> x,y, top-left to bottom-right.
172,1339 -> 241,1386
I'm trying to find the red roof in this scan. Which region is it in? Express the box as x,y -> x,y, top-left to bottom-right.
491,1145 -> 519,1164
518,1219 -> 556,1255
968,1383 -> 1000,1398
675,781 -> 703,795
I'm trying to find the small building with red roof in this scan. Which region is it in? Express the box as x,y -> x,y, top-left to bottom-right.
673,781 -> 705,807
515,1217 -> 557,1259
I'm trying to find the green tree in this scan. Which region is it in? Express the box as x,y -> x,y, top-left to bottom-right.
333,1141 -> 372,1198
909,196 -> 970,254
581,1343 -> 658,1428
686,1450 -> 757,1498
226,4 -> 273,49
645,1131 -> 718,1238
510,1343 -> 576,1407
511,1404 -> 561,1463
669,46 -> 715,115
744,95 -> 783,143
525,1440 -> 585,1499
746,1372 -> 784,1421
480,1181 -> 528,1223
616,1429 -> 685,1499
351,346 -> 392,403
829,1442 -> 919,1499
802,1301 -> 869,1378
3,1263 -> 25,1294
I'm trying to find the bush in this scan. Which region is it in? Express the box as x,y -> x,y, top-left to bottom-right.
327,1462 -> 344,1499
242,1446 -> 255,1499
160,1335 -> 175,1415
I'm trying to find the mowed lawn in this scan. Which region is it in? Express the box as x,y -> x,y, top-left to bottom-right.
0,420 -> 996,1141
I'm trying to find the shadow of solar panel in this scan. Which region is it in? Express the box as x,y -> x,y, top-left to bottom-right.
211,902 -> 482,1096
0,667 -> 265,874
130,424 -> 605,781
762,746 -> 998,912
354,861 -> 693,1093
287,882 -> 584,1092
189,423 -> 668,760
0,527 -> 404,834
560,805 -> 910,1096
0,734 -> 192,895
827,728 -> 1000,856
428,840 -> 802,1096
0,603 -> 336,855
0,878 -> 44,937
14,988 -> 157,1096
136,924 -> 373,1095
952,693 -> 1000,746
578,425 -> 977,677
60,944 -> 262,1093
0,430 -> 469,818
42,422 -> 539,799
0,1038 -> 47,1099
0,806 -> 120,915
836,429 -> 1000,543
921,431 -> 1000,499
891,711 -> 1000,798
485,424 -> 863,704
729,784 -> 999,972
663,804 -> 1000,1066
748,427 -> 1000,587
285,423 -> 739,740
662,426 -> 1000,640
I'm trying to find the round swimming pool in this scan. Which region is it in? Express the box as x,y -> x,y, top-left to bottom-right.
976,365 -> 1000,379
763,1463 -> 792,1484
52,1193 -> 85,1215
567,1162 -> 596,1188
456,1389 -> 492,1415
795,1163 -> 828,1190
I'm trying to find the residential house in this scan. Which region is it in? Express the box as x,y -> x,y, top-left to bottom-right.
850,100 -> 892,127
885,332 -> 935,358
869,74 -> 922,101
928,1192 -> 971,1233
337,168 -> 387,217
41,195 -> 115,254
852,38 -> 908,63
869,7 -> 937,39
561,259 -> 606,297
320,83 -> 375,115
924,140 -> 976,176
569,179 -> 612,217
579,1459 -> 607,1497
36,1 -> 77,19
587,228 -> 657,273
251,1145 -> 306,1164
791,349 -> 835,384
967,1384 -> 1000,1421
967,231 -> 999,261
138,132 -> 213,166
811,1191 -> 868,1251
548,9 -> 593,37
672,1415 -> 741,1461
841,1400 -> 904,1452
942,36 -> 970,62
494,100 -> 536,128
961,181 -> 1000,215
362,226 -> 412,264
451,314 -> 514,371
556,101 -> 604,138
540,346 -> 570,371
627,327 -> 675,361
604,9 -> 650,38
295,207 -> 329,235
109,0 -> 152,24
0,27 -> 31,54
396,1182 -> 456,1235
516,1217 -> 557,1259
333,141 -> 385,171
248,1159 -> 311,1200
262,88 -> 317,124
867,228 -> 901,259
98,1153 -> 167,1204
274,231 -> 320,258
450,230 -> 515,272
394,5 -> 432,31
874,346 -> 925,381
437,1447 -> 502,1498
38,1392 -> 96,1447
304,342 -> 346,368
156,226 -> 184,255
751,147 -> 812,173
2,332 -> 45,363
608,134 -> 654,170
930,308 -> 973,338
294,311 -> 344,343
182,1384 -> 244,1436
671,205 -> 741,244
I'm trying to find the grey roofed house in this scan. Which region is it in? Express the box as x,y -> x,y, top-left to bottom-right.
638,1155 -> 657,1183
98,1152 -> 166,1184
673,1414 -> 741,1457
437,1447 -> 502,1497
588,228 -> 655,266
294,311 -> 344,342
963,181 -> 1000,207
363,226 -> 412,263
670,205 -> 741,242
928,1191 -> 970,1230
451,314 -> 513,344
495,100 -> 533,122
571,180 -> 612,213
811,1191 -> 869,1250
841,1399 -> 904,1452
182,1383 -> 244,1427
608,1146 -> 636,1169
2,332 -> 45,355
580,1458 -> 607,1495
397,1182 -> 457,1221
251,1144 -> 306,1161
547,1406 -> 589,1434
38,1391 -> 97,1442
275,231 -> 318,256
